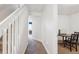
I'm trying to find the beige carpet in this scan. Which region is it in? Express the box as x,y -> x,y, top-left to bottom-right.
25,39 -> 47,54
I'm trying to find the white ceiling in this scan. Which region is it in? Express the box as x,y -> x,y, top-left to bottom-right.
27,4 -> 45,12
26,4 -> 45,16
58,4 -> 79,15
26,4 -> 79,15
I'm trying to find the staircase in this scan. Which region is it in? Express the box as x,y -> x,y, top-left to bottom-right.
0,5 -> 28,54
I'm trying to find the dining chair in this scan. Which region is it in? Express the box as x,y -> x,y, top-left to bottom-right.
64,33 -> 78,52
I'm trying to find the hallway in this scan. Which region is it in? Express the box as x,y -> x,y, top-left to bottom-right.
0,4 -> 58,54
25,39 -> 47,54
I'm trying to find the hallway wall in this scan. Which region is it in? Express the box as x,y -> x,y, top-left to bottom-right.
17,6 -> 29,53
29,12 -> 42,41
32,15 -> 41,41
41,5 -> 58,54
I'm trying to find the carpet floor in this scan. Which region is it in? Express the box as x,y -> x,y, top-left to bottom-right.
25,39 -> 47,54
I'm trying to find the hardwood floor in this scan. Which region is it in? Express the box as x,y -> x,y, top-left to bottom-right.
0,36 -> 2,54
25,39 -> 47,54
58,43 -> 79,54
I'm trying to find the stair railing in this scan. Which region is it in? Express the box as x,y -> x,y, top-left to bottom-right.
0,5 -> 26,54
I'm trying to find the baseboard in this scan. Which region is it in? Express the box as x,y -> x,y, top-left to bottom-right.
41,40 -> 50,54
32,38 -> 49,53
24,44 -> 28,54
32,38 -> 49,54
32,37 -> 43,43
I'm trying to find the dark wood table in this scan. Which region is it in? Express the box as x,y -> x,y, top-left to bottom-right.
60,34 -> 71,46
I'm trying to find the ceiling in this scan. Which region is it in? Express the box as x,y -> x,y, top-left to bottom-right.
58,4 -> 79,15
27,4 -> 45,12
26,4 -> 79,15
26,4 -> 45,16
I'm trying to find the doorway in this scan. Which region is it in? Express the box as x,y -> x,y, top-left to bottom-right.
28,16 -> 32,40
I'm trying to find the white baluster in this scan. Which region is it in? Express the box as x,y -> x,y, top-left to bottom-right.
10,24 -> 12,54
15,16 -> 19,53
12,21 -> 15,54
8,24 -> 12,54
3,29 -> 8,54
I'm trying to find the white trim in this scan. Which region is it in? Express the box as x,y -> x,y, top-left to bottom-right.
41,40 -> 50,54
33,38 -> 49,54
0,8 -> 19,25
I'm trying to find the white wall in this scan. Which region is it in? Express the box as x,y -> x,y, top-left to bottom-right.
58,15 -> 71,40
58,15 -> 71,34
58,13 -> 79,42
58,12 -> 79,42
69,13 -> 79,43
58,13 -> 79,34
32,15 -> 41,41
17,6 -> 29,53
29,12 -> 42,41
70,13 -> 79,33
41,5 -> 58,54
